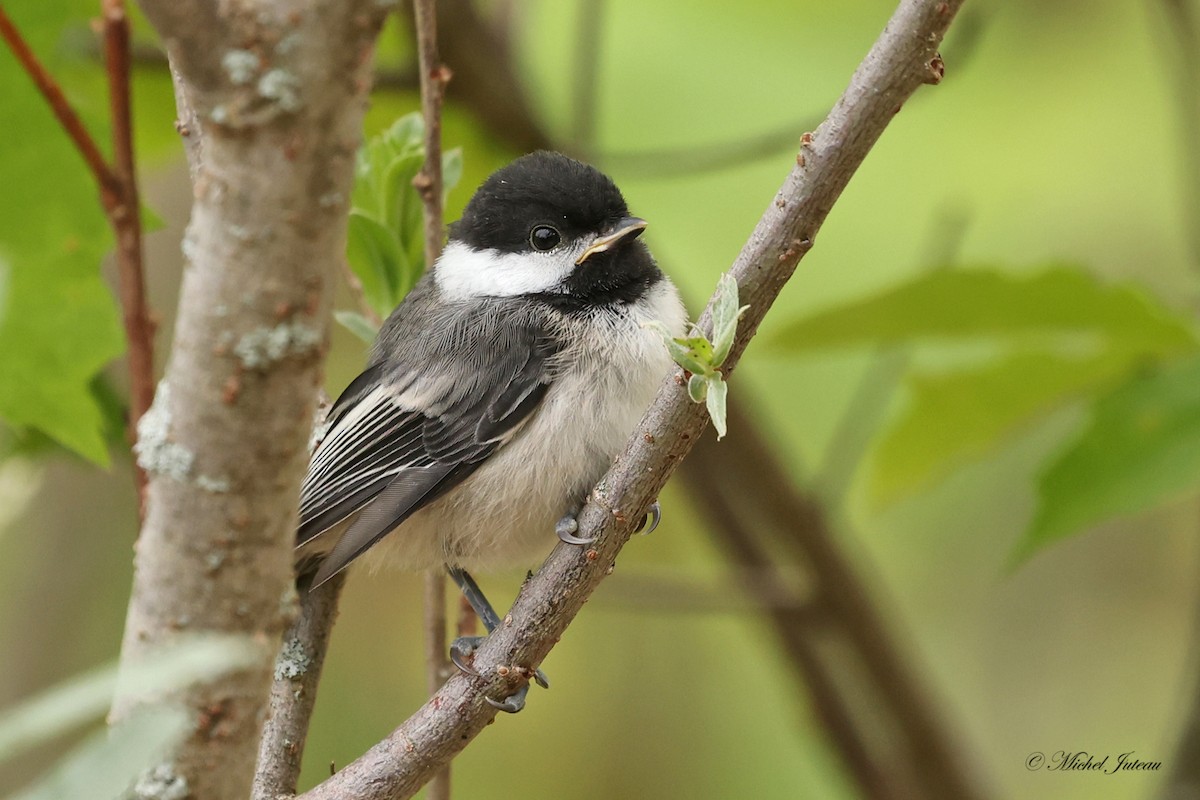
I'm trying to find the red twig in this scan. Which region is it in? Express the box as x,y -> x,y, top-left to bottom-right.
102,0 -> 155,509
0,3 -> 155,511
0,6 -> 121,208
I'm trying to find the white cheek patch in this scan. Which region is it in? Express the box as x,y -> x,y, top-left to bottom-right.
434,240 -> 576,299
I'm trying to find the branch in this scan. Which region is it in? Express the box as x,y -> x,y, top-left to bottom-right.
412,0 -> 551,153
252,574 -> 346,800
101,0 -> 155,510
412,3 -> 452,795
297,2 -> 963,797
109,3 -> 392,799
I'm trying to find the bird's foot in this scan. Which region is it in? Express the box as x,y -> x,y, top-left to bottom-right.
449,635 -> 487,676
556,509 -> 595,545
449,635 -> 548,713
636,500 -> 662,535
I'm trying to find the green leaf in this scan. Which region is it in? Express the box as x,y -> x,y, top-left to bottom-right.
442,147 -> 464,194
0,633 -> 259,764
9,708 -> 191,800
1016,353 -> 1200,560
767,266 -> 1197,355
687,373 -> 708,403
346,212 -> 407,317
706,376 -> 729,439
867,349 -> 1141,505
643,321 -> 712,376
334,310 -> 379,344
381,151 -> 425,274
710,273 -> 747,366
0,6 -> 127,464
681,336 -> 714,364
383,113 -> 423,155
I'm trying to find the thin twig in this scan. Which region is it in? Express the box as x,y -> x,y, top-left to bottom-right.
297,2 -> 964,797
252,574 -> 347,800
0,6 -> 121,207
412,2 -> 452,796
101,0 -> 155,510
413,0 -> 449,271
422,571 -> 450,799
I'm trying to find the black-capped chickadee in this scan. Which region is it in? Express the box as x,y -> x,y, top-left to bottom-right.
296,151 -> 685,709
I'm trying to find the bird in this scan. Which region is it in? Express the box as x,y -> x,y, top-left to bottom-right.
295,150 -> 686,710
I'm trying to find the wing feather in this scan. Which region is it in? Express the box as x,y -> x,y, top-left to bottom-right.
297,313 -> 558,584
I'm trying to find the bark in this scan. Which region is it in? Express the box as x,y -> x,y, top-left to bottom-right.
298,1 -> 962,797
109,4 -> 390,799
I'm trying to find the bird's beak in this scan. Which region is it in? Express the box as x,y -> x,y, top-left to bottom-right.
575,217 -> 648,265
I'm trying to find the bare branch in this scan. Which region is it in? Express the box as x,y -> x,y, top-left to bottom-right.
101,0 -> 155,511
412,3 -> 452,793
296,2 -> 964,797
252,574 -> 346,800
414,0 -> 551,153
422,571 -> 451,800
109,3 -> 392,798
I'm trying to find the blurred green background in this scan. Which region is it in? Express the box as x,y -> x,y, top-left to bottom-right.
1,1 -> 1197,798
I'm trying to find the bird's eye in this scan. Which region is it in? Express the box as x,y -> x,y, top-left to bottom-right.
529,225 -> 561,251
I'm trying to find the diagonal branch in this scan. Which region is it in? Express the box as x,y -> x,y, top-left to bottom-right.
297,1 -> 962,797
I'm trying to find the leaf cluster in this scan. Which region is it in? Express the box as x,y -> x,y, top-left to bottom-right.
338,114 -> 462,341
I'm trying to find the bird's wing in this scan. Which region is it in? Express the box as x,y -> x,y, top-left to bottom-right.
298,330 -> 557,586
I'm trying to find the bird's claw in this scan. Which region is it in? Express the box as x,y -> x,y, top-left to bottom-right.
449,635 -> 548,712
556,511 -> 595,545
486,687 -> 528,714
449,635 -> 486,676
636,500 -> 662,535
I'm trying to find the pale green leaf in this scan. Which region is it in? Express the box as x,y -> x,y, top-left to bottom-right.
0,633 -> 259,764
868,349 -> 1137,505
335,310 -> 379,344
9,708 -> 190,800
442,147 -> 464,194
710,273 -> 747,366
1016,353 -> 1200,560
643,321 -> 713,376
681,336 -> 714,364
383,113 -> 424,154
706,376 -> 729,439
767,266 -> 1197,355
687,373 -> 708,403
